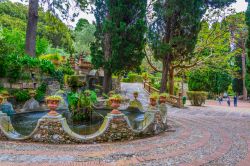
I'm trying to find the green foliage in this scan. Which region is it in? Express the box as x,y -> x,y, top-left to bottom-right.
39,54 -> 62,61
35,83 -> 47,102
45,46 -> 69,56
67,75 -> 81,91
58,61 -> 74,75
39,59 -> 55,74
13,90 -> 30,103
68,90 -> 97,122
0,52 -> 69,84
0,1 -> 74,52
91,0 -> 147,75
73,22 -> 95,55
149,0 -> 205,62
0,27 -> 49,56
246,3 -> 250,94
4,54 -> 22,83
67,92 -> 79,111
122,73 -> 143,83
188,67 -> 231,95
232,55 -> 243,95
75,18 -> 89,31
187,91 -> 208,106
150,93 -> 159,100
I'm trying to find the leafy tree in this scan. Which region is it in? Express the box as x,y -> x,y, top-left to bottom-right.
0,1 -> 74,52
91,0 -> 147,93
148,0 -> 236,93
74,20 -> 95,55
232,55 -> 243,94
75,18 -> 89,31
24,0 -> 88,56
0,27 -> 48,56
246,0 -> 250,95
225,12 -> 248,99
188,67 -> 231,95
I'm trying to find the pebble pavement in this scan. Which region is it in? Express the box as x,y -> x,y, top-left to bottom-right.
0,83 -> 250,166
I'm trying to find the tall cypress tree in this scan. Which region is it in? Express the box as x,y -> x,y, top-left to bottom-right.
91,0 -> 147,93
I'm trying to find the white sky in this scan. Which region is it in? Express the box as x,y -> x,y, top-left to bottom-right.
69,0 -> 249,27
10,0 -> 248,27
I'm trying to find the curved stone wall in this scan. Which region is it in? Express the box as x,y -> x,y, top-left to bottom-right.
0,105 -> 168,144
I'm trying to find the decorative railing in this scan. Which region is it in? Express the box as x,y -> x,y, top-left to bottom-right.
143,81 -> 160,94
143,81 -> 183,108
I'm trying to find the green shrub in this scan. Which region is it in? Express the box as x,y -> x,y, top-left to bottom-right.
187,91 -> 208,106
39,53 -> 62,61
13,90 -> 30,103
35,83 -> 47,102
67,90 -> 97,122
122,73 -> 143,83
67,75 -> 81,91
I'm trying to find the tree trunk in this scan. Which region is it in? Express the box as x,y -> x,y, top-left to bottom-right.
169,66 -> 174,95
25,0 -> 39,57
160,56 -> 170,93
103,13 -> 112,94
242,50 -> 248,100
103,69 -> 112,94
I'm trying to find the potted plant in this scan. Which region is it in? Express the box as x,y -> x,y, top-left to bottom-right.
29,90 -> 36,98
149,93 -> 159,107
0,95 -> 4,105
0,90 -> 9,99
159,93 -> 168,104
45,95 -> 62,116
109,94 -> 122,114
133,91 -> 139,99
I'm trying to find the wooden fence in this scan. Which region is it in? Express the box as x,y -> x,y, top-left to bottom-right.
143,81 -> 183,108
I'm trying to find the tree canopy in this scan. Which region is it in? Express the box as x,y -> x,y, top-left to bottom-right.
74,19 -> 95,55
148,0 -> 236,92
91,0 -> 147,74
0,1 -> 74,52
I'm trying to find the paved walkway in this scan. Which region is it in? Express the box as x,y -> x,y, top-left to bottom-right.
0,83 -> 250,166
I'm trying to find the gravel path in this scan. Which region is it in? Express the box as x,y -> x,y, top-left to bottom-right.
0,83 -> 250,166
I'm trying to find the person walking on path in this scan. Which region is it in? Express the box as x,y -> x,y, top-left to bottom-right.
234,95 -> 238,107
218,96 -> 223,105
227,96 -> 231,107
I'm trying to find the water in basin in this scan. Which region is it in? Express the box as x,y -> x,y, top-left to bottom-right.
9,108 -> 145,136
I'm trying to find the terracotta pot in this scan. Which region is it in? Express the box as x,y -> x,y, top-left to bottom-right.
52,60 -> 60,66
110,98 -> 122,114
159,96 -> 167,104
46,99 -> 60,116
150,98 -> 157,107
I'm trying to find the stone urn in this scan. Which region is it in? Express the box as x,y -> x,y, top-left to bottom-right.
1,91 -> 9,100
29,91 -> 36,98
46,96 -> 62,116
133,92 -> 139,99
109,96 -> 122,114
149,93 -> 158,107
159,95 -> 167,104
0,96 -> 4,105
150,97 -> 157,107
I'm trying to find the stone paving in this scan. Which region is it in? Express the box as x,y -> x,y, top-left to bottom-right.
0,83 -> 250,166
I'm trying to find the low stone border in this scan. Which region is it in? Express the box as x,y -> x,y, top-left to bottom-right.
0,105 -> 168,144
